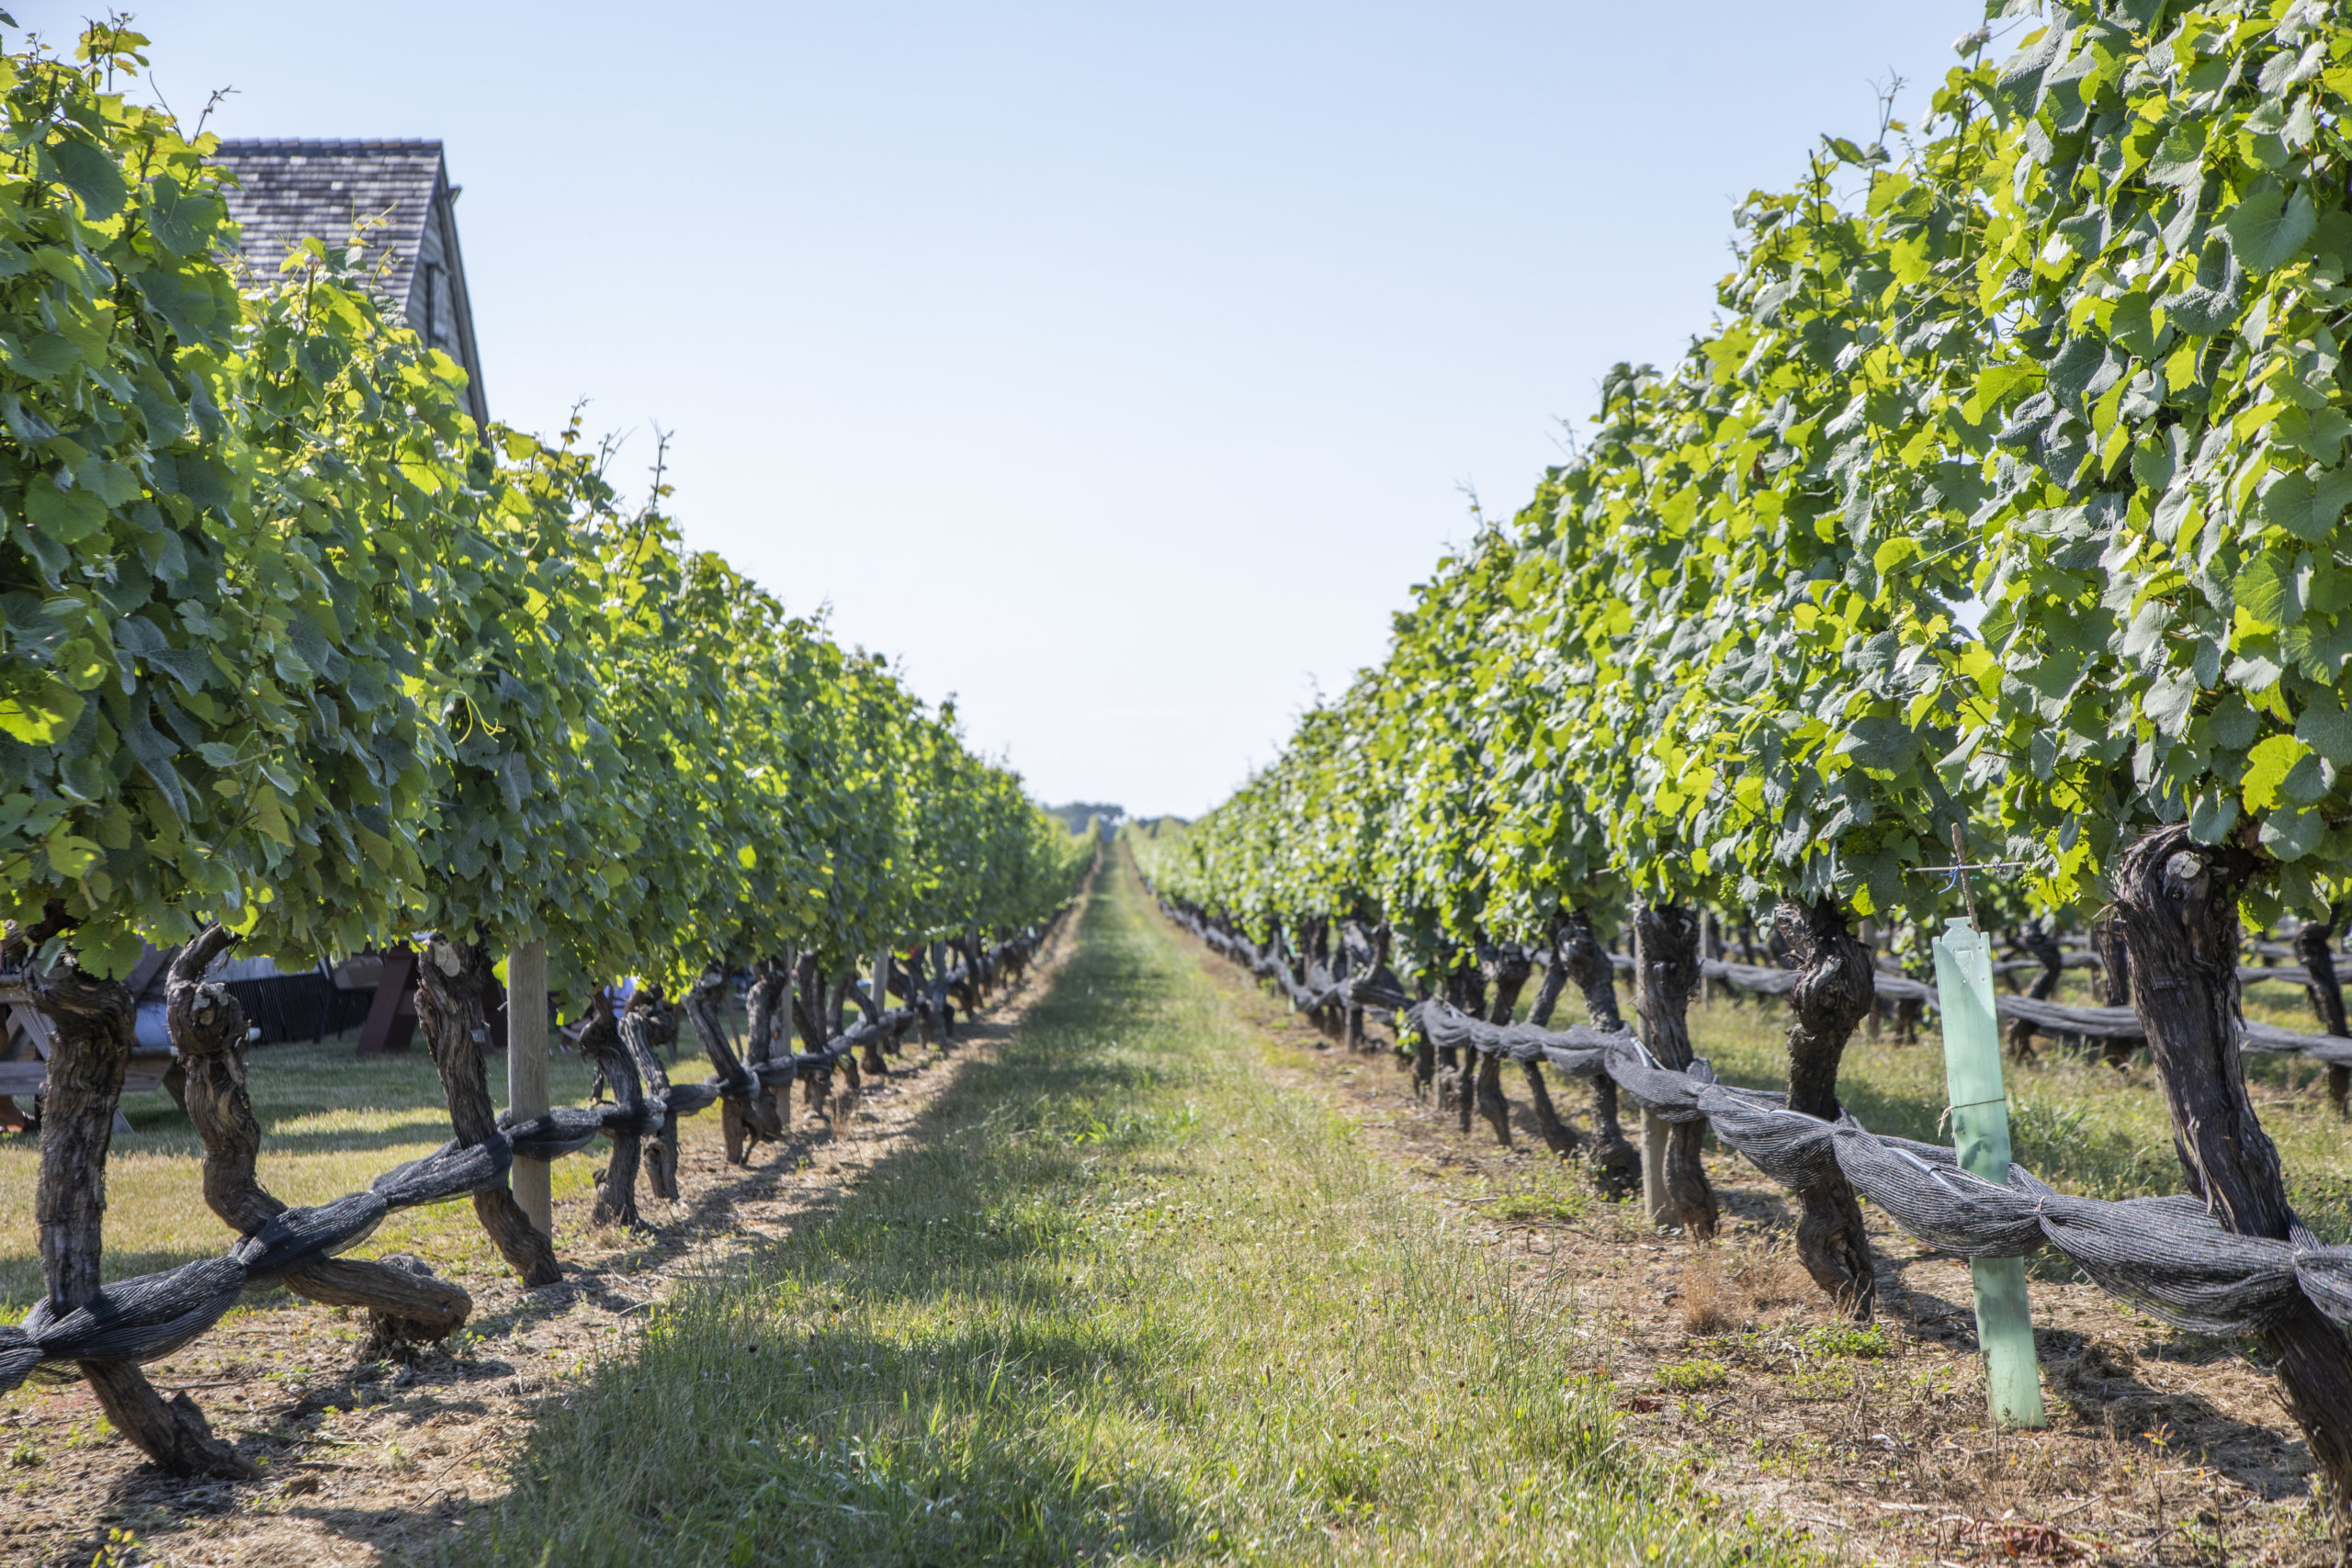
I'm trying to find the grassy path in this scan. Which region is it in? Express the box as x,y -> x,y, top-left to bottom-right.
463,864 -> 1813,1567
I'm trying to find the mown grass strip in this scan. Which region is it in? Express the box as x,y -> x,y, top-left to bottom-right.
461,867 -> 1816,1566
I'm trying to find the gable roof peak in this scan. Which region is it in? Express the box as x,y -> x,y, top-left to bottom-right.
208,138 -> 487,426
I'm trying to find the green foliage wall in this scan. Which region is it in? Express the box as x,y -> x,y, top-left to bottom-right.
0,25 -> 1082,984
1165,0 -> 2352,945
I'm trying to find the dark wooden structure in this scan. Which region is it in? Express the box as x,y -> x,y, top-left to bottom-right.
209,139 -> 489,427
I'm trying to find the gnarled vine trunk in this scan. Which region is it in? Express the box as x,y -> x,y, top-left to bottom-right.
621,997 -> 680,1200
573,1000 -> 645,1227
1468,944 -> 1528,1143
686,964 -> 780,1164
1633,901 -> 1715,1238
1481,945 -> 1531,1023
951,936 -> 981,1013
2293,908 -> 2349,1118
28,936 -> 251,1477
2115,828 -> 2352,1518
2091,916 -> 2137,1069
835,961 -> 891,1076
172,925 -> 469,1349
903,946 -> 939,1048
744,953 -> 792,1131
1519,935 -> 1583,1159
1776,898 -> 1876,1318
413,936 -> 560,1287
1558,908 -> 1640,1197
788,953 -> 839,1115
2007,919 -> 2064,1062
1432,946 -> 1472,1122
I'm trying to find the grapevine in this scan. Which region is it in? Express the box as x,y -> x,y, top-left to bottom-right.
1147,0 -> 2352,1513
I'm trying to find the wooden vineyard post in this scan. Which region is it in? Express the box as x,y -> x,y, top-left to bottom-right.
1640,1112 -> 1672,1227
1929,914 -> 2045,1428
1698,912 -> 1715,1007
770,946 -> 797,1119
507,938 -> 552,1237
873,941 -> 895,1065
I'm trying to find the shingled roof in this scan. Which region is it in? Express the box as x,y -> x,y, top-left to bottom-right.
209,139 -> 489,426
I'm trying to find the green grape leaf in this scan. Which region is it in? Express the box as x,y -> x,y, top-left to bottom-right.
46,130 -> 127,220
2236,549 -> 2303,630
2223,188 -> 2317,274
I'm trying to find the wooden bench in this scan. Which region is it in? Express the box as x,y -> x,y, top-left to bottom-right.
2,998 -> 182,1132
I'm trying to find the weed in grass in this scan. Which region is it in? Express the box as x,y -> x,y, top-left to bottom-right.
1492,1189 -> 1590,1225
454,864 -> 1822,1568
1785,1367 -> 1862,1401
1657,1359 -> 1731,1393
1800,1322 -> 1896,1360
1753,1434 -> 1833,1479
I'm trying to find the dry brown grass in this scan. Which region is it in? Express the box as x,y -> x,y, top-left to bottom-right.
1680,1247 -> 1742,1336
1724,1238 -> 1824,1319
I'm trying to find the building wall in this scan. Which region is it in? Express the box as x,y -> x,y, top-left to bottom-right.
409,189 -> 489,425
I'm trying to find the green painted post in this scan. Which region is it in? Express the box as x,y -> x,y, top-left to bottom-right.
1930,916 -> 2046,1428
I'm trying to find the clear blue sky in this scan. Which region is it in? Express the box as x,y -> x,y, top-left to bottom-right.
27,2 -> 1988,818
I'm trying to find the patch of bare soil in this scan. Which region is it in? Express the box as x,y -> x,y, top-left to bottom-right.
1171,926 -> 2344,1568
0,917 -> 1079,1568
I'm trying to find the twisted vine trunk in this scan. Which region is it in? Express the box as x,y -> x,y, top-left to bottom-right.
1482,946 -> 1531,1022
950,936 -> 981,1014
794,953 -> 827,1048
686,964 -> 779,1165
1343,919 -> 1385,1052
1449,950 -> 1487,1023
931,938 -> 960,1044
822,966 -> 864,1100
172,926 -> 469,1348
2006,919 -> 2064,1062
2091,916 -> 2137,1069
413,936 -> 560,1287
1470,945 -> 1528,1144
1519,936 -> 1582,1159
1437,948 -> 1486,1130
825,966 -> 876,1086
835,961 -> 890,1075
1633,902 -> 1716,1238
1431,952 -> 1462,1108
789,954 -> 837,1116
744,954 -> 792,1132
1558,909 -> 1639,1197
2115,828 -> 2352,1519
1410,973 -> 1437,1100
903,946 -> 939,1048
2293,908 -> 2349,1118
574,1002 -> 643,1227
2093,917 -> 2131,1005
621,998 -> 679,1200
1776,898 -> 1876,1319
28,935 -> 251,1477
